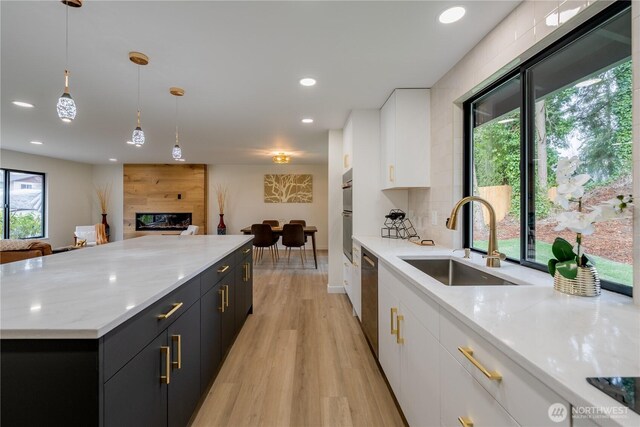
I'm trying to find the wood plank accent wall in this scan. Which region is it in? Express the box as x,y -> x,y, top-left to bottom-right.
123,164 -> 207,239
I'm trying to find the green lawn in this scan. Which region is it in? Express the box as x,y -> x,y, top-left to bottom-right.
474,238 -> 633,287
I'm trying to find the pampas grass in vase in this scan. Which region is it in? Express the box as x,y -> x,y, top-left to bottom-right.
95,183 -> 112,242
215,184 -> 229,234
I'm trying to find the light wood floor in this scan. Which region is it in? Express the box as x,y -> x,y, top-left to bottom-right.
191,250 -> 405,427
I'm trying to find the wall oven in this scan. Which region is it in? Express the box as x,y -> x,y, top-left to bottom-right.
342,169 -> 353,262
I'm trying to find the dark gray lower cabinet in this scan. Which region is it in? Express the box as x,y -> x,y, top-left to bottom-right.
104,332 -> 168,427
235,256 -> 253,331
0,244 -> 253,427
168,302 -> 201,427
220,271 -> 236,357
200,282 -> 223,393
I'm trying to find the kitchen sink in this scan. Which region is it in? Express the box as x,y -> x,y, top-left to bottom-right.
401,258 -> 517,286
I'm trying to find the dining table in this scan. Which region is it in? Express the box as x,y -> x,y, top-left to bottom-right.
240,225 -> 319,269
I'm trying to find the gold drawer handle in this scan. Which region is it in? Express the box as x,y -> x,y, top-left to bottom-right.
458,416 -> 473,427
217,265 -> 230,273
458,347 -> 502,381
160,346 -> 170,384
243,248 -> 251,254
158,302 -> 183,319
224,285 -> 229,307
396,315 -> 404,344
390,308 -> 398,335
389,165 -> 394,182
171,334 -> 182,370
219,287 -> 225,312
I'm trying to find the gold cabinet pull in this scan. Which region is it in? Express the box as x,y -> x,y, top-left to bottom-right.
458,416 -> 473,427
390,308 -> 398,335
389,165 -> 395,182
217,265 -> 230,273
458,347 -> 502,381
160,346 -> 171,384
247,263 -> 251,280
363,255 -> 375,267
242,248 -> 251,254
218,288 -> 225,312
224,285 -> 229,307
158,302 -> 183,319
396,315 -> 405,344
171,335 -> 182,370
343,154 -> 349,168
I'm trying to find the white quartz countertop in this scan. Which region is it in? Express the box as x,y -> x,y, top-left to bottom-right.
0,235 -> 252,339
354,236 -> 640,427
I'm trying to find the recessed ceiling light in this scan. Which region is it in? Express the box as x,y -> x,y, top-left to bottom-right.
30,141 -> 43,145
12,100 -> 34,108
126,140 -> 135,145
575,78 -> 602,88
439,6 -> 466,24
109,158 -> 117,162
301,118 -> 314,124
175,158 -> 186,162
299,78 -> 316,87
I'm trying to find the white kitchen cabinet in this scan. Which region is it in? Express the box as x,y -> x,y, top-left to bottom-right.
378,274 -> 401,396
343,116 -> 353,173
351,243 -> 362,319
377,260 -> 571,427
379,263 -> 440,427
343,254 -> 352,302
440,345 -> 520,427
440,310 -> 570,427
380,89 -> 430,189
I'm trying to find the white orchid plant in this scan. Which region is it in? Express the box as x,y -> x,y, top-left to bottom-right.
548,156 -> 633,280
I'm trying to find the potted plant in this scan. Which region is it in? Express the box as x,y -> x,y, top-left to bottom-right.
548,156 -> 633,296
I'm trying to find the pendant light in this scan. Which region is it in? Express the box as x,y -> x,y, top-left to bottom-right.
57,0 -> 82,122
170,87 -> 185,161
129,52 -> 149,146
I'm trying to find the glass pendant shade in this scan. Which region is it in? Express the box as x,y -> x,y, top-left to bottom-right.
57,92 -> 76,122
172,144 -> 182,160
132,126 -> 145,146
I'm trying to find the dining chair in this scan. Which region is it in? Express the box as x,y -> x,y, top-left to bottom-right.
281,223 -> 306,266
251,224 -> 277,264
262,220 -> 280,259
289,220 -> 308,244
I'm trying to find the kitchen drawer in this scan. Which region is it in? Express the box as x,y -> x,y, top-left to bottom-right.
235,242 -> 253,263
440,310 -> 570,427
103,276 -> 200,381
201,253 -> 235,296
383,262 -> 439,338
440,344 -> 520,427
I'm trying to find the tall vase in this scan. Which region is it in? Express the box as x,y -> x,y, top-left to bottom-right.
217,214 -> 227,235
101,213 -> 110,242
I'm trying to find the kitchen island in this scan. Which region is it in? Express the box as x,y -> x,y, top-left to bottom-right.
1,235 -> 254,427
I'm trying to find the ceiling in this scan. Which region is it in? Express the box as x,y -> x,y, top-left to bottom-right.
1,1 -> 519,165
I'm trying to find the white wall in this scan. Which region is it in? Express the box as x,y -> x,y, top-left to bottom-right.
0,149 -> 93,247
206,164 -> 329,249
92,164 -> 124,242
327,130 -> 344,292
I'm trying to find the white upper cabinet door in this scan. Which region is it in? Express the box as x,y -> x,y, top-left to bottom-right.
343,116 -> 354,172
380,89 -> 430,189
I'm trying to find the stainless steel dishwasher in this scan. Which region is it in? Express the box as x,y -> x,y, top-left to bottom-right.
361,248 -> 378,357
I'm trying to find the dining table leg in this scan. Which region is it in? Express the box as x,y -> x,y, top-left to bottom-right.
311,232 -> 318,269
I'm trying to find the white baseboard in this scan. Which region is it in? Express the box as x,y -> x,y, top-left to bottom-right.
327,284 -> 346,294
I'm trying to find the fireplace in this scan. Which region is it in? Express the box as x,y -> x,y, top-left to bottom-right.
136,213 -> 192,231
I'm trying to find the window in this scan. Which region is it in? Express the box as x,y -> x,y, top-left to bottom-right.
1,169 -> 46,240
465,3 -> 633,295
